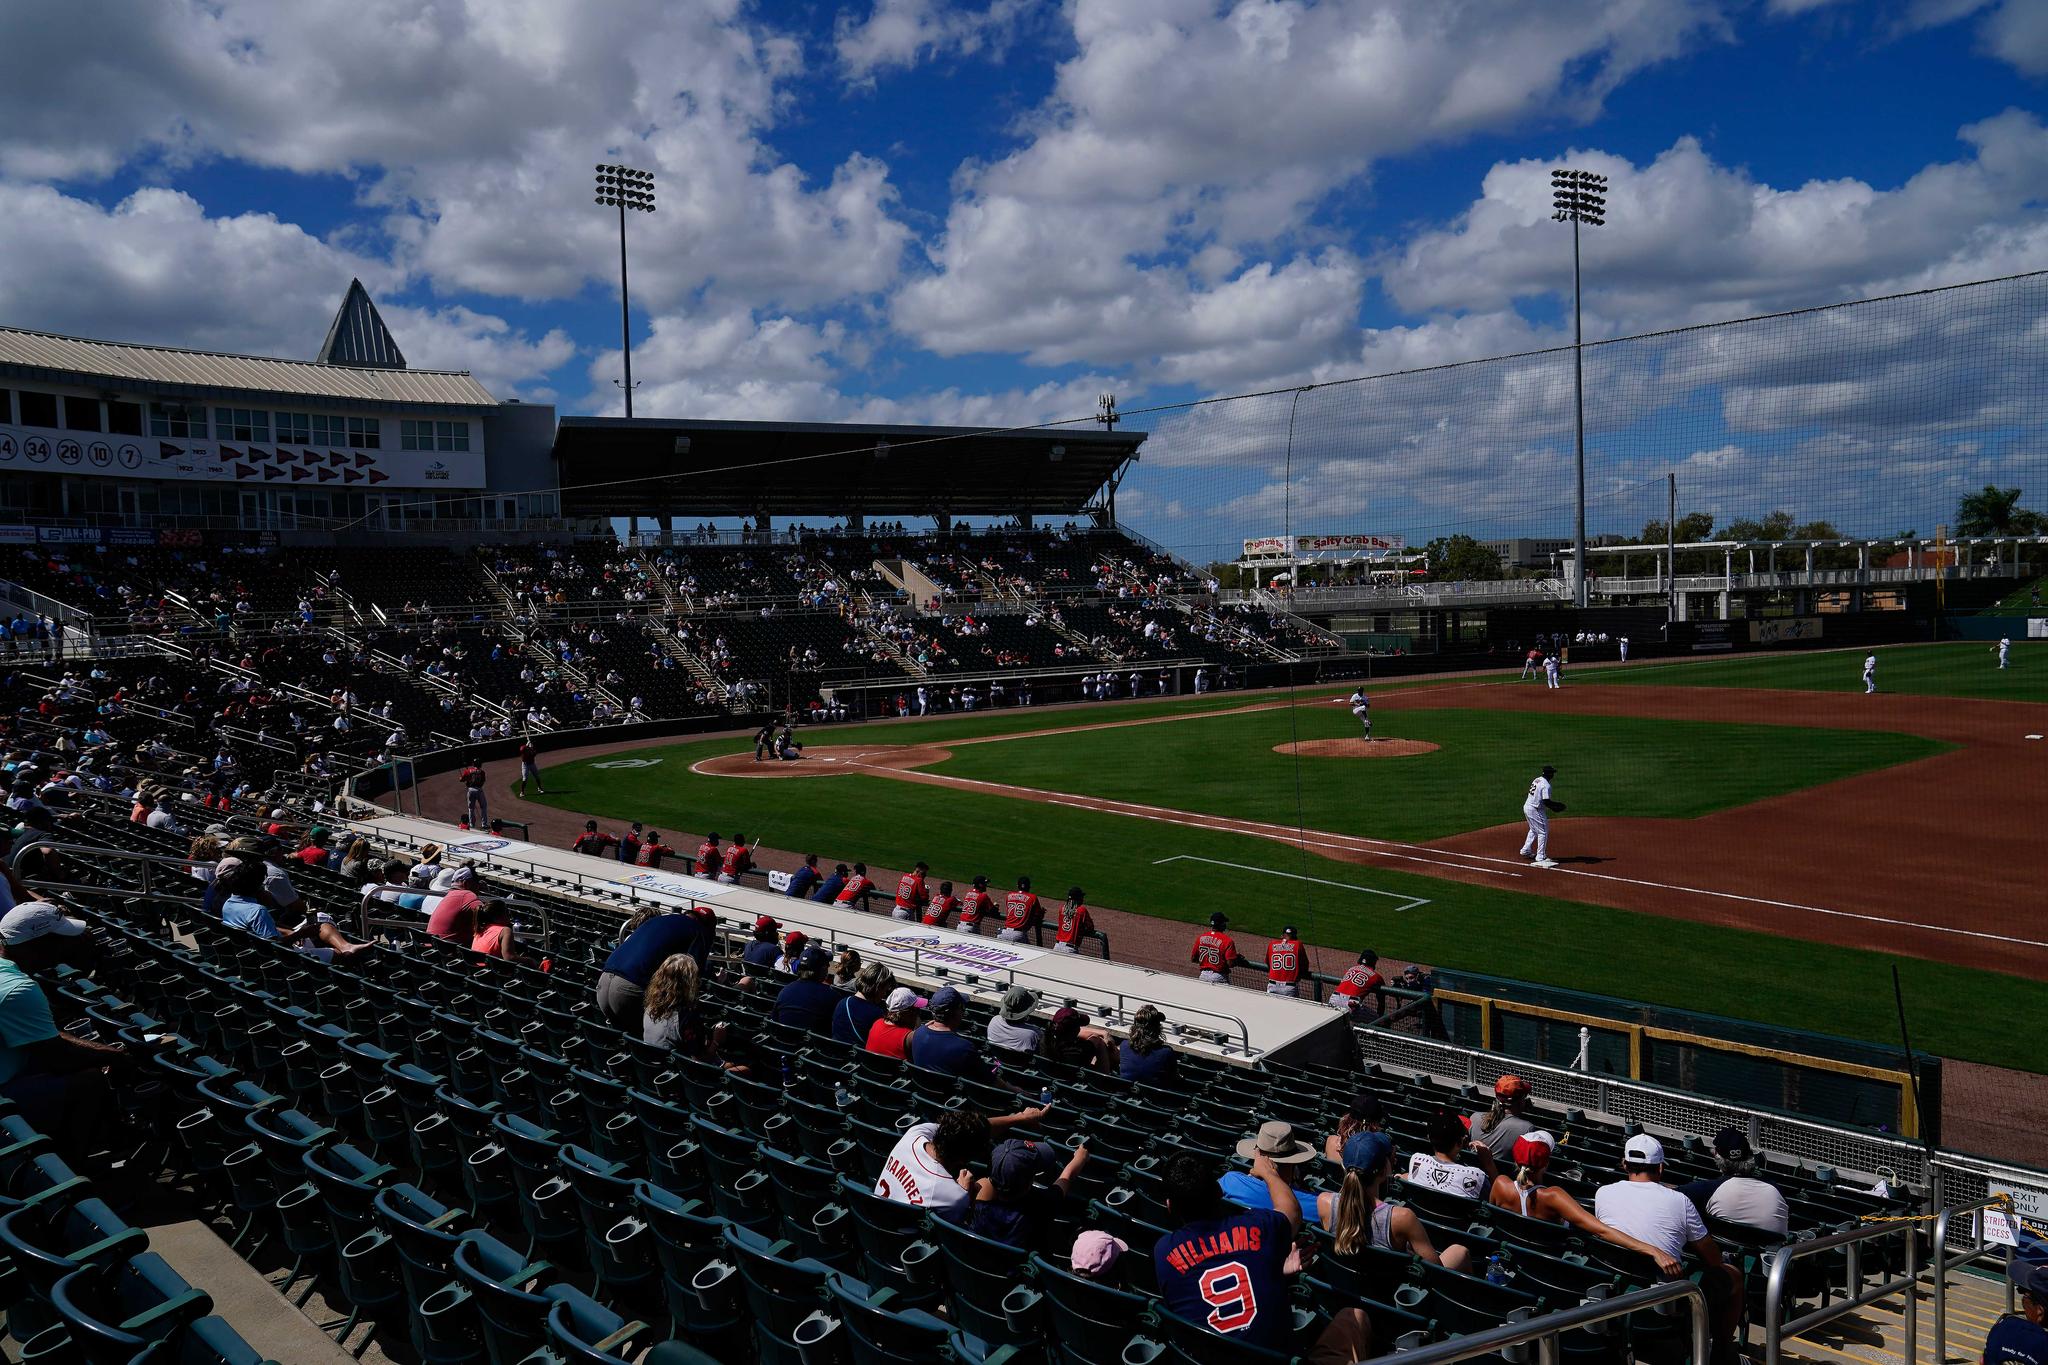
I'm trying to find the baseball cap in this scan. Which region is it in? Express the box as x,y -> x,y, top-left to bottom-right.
1511,1131 -> 1557,1169
1342,1130 -> 1394,1175
2015,1258 -> 2048,1300
1541,764 -> 1557,776
753,915 -> 780,933
989,1138 -> 1062,1196
1070,1230 -> 1128,1277
928,985 -> 965,1015
0,902 -> 86,945
884,987 -> 919,1012
797,947 -> 831,975
1494,1074 -> 1531,1100
1711,1127 -> 1753,1161
1236,1120 -> 1315,1165
1623,1134 -> 1666,1165
1050,1006 -> 1086,1036
783,930 -> 808,952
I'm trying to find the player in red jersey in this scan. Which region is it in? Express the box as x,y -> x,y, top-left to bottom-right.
569,820 -> 617,857
834,862 -> 876,911
695,832 -> 722,877
999,876 -> 1043,943
1052,886 -> 1095,955
957,875 -> 995,933
1191,912 -> 1240,983
1265,925 -> 1303,996
922,880 -> 960,927
719,836 -> 754,885
893,861 -> 930,921
635,832 -> 678,868
1330,950 -> 1385,1014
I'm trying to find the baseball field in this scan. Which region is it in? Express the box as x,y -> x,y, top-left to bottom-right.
526,641 -> 2048,1072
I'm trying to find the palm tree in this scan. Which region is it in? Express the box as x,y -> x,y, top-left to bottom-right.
1955,485 -> 2044,536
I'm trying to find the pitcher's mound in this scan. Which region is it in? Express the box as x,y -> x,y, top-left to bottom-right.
694,745 -> 951,778
1272,738 -> 1439,759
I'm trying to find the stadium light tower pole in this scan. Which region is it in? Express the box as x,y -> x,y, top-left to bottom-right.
594,164 -> 656,418
1552,168 -> 1606,609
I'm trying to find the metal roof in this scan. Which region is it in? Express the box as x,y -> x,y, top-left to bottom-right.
552,416 -> 1144,518
0,325 -> 498,408
317,278 -> 407,370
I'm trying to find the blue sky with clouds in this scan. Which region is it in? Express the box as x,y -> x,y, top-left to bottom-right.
1,0 -> 2043,558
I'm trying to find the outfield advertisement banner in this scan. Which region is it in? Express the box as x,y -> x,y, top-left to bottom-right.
1751,617 -> 1823,644
869,930 -> 1045,973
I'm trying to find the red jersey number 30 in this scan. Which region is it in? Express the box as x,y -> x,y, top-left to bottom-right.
1198,1261 -> 1257,1333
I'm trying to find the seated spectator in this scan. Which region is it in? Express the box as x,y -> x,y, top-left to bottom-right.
1118,1004 -> 1178,1086
1225,1121 -> 1329,1227
596,906 -> 714,1030
739,915 -> 781,975
425,866 -> 483,940
1155,1150 -> 1373,1362
642,953 -> 704,1054
471,900 -> 515,959
772,930 -> 809,975
906,986 -> 1000,1083
1467,1074 -> 1537,1161
1407,1107 -> 1495,1199
337,837 -> 372,885
1985,1262 -> 2048,1365
955,1136 -> 1090,1248
831,962 -> 896,1047
1594,1135 -> 1744,1355
185,834 -> 222,886
772,947 -> 842,1033
986,986 -> 1043,1055
0,904 -> 130,1165
867,987 -> 922,1059
1043,1006 -> 1116,1071
1492,1132 -> 1679,1271
292,827 -> 331,868
1679,1128 -> 1791,1237
1328,1132 -> 1470,1271
216,856 -> 369,959
875,1103 -> 1050,1215
831,947 -> 863,987
1324,1091 -> 1387,1168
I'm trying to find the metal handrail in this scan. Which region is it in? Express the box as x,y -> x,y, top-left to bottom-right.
1932,1194 -> 2017,1362
1763,1213 -> 1925,1365
9,839 -> 214,908
1387,1279 -> 1707,1365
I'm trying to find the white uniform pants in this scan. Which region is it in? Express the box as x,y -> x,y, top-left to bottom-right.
1520,809 -> 1549,860
891,906 -> 913,920
1353,708 -> 1371,736
997,928 -> 1026,943
1051,941 -> 1077,955
1545,668 -> 1559,690
1519,660 -> 1537,680
1266,982 -> 1298,997
1198,970 -> 1228,985
1864,673 -> 1875,694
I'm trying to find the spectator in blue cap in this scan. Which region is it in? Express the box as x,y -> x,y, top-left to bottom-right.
906,986 -> 999,1084
1985,1259 -> 2048,1365
1327,1130 -> 1470,1270
771,946 -> 842,1034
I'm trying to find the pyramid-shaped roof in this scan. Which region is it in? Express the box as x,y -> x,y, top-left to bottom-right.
317,278 -> 407,370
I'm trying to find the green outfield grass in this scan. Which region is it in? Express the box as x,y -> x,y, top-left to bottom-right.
527,703 -> 2045,1072
930,704 -> 1946,840
1983,576 -> 2045,615
1602,640 -> 2048,701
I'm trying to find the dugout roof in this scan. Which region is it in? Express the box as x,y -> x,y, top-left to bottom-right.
553,416 -> 1144,519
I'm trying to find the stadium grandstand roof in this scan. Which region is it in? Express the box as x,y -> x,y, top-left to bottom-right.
553,416 -> 1145,518
0,326 -> 497,408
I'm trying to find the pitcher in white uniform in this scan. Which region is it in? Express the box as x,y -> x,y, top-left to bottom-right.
1349,689 -> 1371,739
1862,654 -> 1877,694
1520,764 -> 1564,867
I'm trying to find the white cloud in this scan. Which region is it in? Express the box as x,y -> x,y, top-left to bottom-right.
835,0 -> 1036,82
379,305 -> 576,398
1978,0 -> 2048,75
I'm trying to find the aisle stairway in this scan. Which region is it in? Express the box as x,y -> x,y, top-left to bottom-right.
1775,1270 -> 2012,1365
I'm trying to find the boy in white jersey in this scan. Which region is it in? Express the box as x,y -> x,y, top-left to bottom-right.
1520,764 -> 1564,867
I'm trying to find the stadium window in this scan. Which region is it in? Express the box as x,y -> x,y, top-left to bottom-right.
400,418 -> 428,451
215,407 -> 270,443
309,413 -> 336,447
106,401 -> 142,436
348,415 -> 381,449
0,389 -> 10,424
149,401 -> 204,439
275,411 -> 310,445
436,420 -> 469,452
17,391 -> 58,430
62,396 -> 103,432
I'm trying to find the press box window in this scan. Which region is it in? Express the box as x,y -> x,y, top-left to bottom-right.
62,396 -> 104,432
215,408 -> 270,443
17,391 -> 58,429
107,401 -> 143,436
275,412 -> 311,445
150,402 -> 206,439
347,416 -> 381,449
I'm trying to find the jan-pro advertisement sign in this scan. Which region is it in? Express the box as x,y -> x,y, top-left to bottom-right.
0,423 -> 484,489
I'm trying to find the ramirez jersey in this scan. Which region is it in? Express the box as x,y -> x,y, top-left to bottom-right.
1265,939 -> 1301,984
1523,775 -> 1551,814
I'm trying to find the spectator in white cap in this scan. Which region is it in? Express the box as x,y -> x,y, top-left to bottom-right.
1489,1132 -> 1679,1274
0,903 -> 130,1159
1595,1133 -> 1744,1360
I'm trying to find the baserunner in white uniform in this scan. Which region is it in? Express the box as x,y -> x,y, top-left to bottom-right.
1349,688 -> 1371,739
1520,764 -> 1564,867
1862,654 -> 1877,694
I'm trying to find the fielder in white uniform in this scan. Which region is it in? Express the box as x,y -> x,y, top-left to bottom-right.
1618,636 -> 1630,663
1996,638 -> 2010,669
1349,689 -> 1371,739
1520,764 -> 1563,867
1544,654 -> 1561,690
1863,654 -> 1877,694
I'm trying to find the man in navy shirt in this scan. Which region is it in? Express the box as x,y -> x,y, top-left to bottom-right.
784,854 -> 822,900
772,947 -> 842,1034
1154,1151 -> 1371,1362
905,986 -> 999,1084
740,915 -> 782,975
595,908 -> 713,1030
809,863 -> 850,904
1985,1261 -> 2048,1365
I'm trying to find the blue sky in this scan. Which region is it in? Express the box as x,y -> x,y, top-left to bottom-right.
1,0 -> 2043,559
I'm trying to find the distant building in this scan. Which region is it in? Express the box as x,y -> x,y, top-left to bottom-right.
1481,537 -> 1572,571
